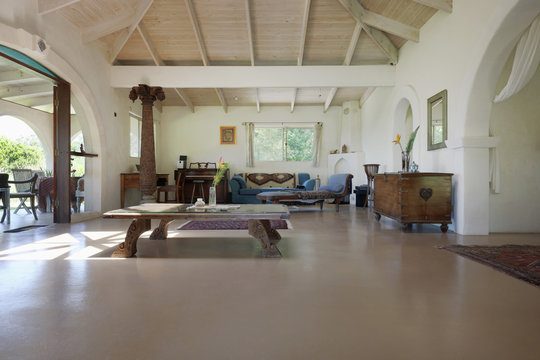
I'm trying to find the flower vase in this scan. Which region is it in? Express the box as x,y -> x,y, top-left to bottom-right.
209,186 -> 217,207
401,151 -> 410,173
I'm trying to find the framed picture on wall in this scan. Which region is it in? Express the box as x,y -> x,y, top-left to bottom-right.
220,126 -> 236,145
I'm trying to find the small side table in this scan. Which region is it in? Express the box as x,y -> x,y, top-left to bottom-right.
363,164 -> 380,207
0,187 -> 11,224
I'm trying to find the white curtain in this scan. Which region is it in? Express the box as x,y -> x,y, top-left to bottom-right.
311,122 -> 322,167
246,122 -> 255,167
494,14 -> 540,103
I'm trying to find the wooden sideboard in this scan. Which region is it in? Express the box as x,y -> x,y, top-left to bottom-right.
373,172 -> 453,232
120,173 -> 169,208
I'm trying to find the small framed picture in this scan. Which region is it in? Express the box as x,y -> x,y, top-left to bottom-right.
220,126 -> 236,145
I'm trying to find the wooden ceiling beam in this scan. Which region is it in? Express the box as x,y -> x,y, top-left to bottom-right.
255,89 -> 260,113
245,0 -> 260,112
412,0 -> 452,13
337,0 -> 398,64
137,22 -> 194,112
215,88 -> 228,113
360,87 -> 376,107
12,95 -> 53,107
137,22 -> 164,66
38,0 -> 81,15
174,89 -> 195,113
185,0 -> 227,112
338,0 -> 418,42
292,0 -> 312,113
324,22 -> 362,113
245,0 -> 255,66
0,70 -> 38,86
109,0 -> 154,64
297,0 -> 311,66
111,65 -> 396,88
0,84 -> 53,99
323,87 -> 337,112
184,0 -> 209,66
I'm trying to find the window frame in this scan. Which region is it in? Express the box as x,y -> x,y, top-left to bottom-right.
253,123 -> 315,162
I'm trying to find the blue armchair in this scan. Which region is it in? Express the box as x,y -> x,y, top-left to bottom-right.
230,172 -> 314,204
295,173 -> 353,212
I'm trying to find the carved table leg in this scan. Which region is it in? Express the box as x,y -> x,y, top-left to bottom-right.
149,218 -> 174,240
440,224 -> 449,233
248,219 -> 282,258
112,218 -> 151,258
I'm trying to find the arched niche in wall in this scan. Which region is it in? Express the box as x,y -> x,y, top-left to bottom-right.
389,86 -> 421,172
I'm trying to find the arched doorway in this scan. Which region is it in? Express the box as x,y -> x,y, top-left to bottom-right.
453,0 -> 540,234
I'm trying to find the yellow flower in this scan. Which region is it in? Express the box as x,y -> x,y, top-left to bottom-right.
392,134 -> 401,144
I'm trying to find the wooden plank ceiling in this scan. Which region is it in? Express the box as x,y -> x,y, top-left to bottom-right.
12,0 -> 450,112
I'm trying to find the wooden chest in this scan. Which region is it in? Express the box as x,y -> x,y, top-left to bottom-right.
373,172 -> 453,232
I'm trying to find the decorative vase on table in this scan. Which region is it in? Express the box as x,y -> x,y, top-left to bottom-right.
401,151 -> 410,173
209,186 -> 217,207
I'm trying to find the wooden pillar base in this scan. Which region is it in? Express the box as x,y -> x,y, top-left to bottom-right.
248,219 -> 282,258
112,218 -> 151,258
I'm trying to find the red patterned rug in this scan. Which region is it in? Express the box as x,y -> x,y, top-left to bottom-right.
439,245 -> 540,287
177,220 -> 289,230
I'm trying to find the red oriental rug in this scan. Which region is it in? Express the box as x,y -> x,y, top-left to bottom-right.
177,220 -> 289,231
439,245 -> 540,287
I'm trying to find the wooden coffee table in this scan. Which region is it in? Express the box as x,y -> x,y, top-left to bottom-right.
256,191 -> 302,204
256,191 -> 325,211
103,203 -> 290,258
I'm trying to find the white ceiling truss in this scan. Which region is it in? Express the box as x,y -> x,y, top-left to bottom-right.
20,0 -> 453,112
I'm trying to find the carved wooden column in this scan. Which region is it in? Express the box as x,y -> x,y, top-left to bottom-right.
129,84 -> 165,203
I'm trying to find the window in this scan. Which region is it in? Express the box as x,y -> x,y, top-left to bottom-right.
254,125 -> 314,162
130,113 -> 157,158
129,114 -> 141,158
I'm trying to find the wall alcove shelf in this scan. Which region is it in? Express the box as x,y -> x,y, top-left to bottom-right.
70,151 -> 98,157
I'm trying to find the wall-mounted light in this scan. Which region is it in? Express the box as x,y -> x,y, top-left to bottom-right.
37,39 -> 47,52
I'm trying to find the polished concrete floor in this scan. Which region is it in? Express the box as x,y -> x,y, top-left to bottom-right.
0,204 -> 539,360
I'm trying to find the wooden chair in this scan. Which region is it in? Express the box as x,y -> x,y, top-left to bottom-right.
75,177 -> 84,212
9,172 -> 39,220
157,171 -> 185,203
0,173 -> 9,223
187,162 -> 216,202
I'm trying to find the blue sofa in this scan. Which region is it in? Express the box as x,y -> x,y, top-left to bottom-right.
230,173 -> 315,204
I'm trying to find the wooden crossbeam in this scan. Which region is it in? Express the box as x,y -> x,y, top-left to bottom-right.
0,70 -> 37,86
109,0 -> 154,63
255,88 -> 260,113
324,22 -> 362,112
337,0 -> 399,64
184,0 -> 227,112
38,0 -> 81,15
110,65 -> 396,88
0,83 -> 53,99
245,0 -> 259,112
137,22 -> 194,112
412,0 -> 452,13
292,0 -> 312,113
338,0 -> 418,42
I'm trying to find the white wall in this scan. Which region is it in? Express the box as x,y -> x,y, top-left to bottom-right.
358,0 -> 540,234
489,51 -> 540,232
158,106 -> 342,184
360,87 -> 393,172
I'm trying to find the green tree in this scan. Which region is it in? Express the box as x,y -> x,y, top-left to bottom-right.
0,137 -> 44,173
286,128 -> 313,161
